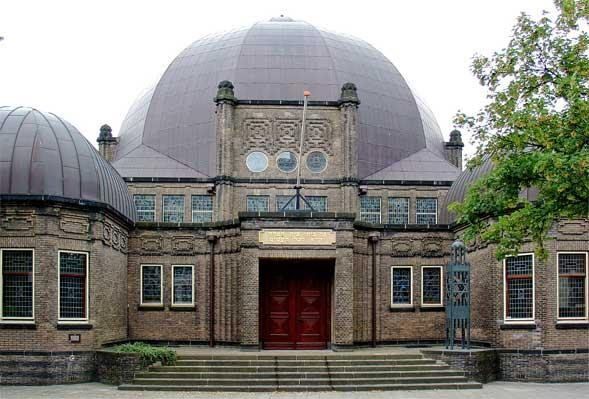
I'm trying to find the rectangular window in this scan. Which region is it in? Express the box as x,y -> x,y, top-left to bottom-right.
422,266 -> 443,306
416,198 -> 437,224
558,253 -> 588,320
1,249 -> 34,320
360,196 -> 381,224
247,195 -> 269,212
162,195 -> 184,223
59,251 -> 88,321
276,195 -> 327,212
172,265 -> 194,306
191,195 -> 213,223
504,254 -> 534,321
391,266 -> 412,306
134,194 -> 156,222
140,265 -> 162,306
388,197 -> 409,224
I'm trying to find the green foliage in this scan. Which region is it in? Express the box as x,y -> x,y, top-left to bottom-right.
113,342 -> 176,365
452,0 -> 589,259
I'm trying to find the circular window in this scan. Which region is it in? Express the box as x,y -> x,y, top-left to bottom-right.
276,151 -> 298,173
246,151 -> 268,173
306,151 -> 328,173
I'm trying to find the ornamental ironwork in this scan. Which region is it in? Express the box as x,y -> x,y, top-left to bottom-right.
445,240 -> 471,349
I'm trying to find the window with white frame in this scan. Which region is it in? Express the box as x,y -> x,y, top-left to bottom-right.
59,251 -> 88,321
504,254 -> 534,322
557,253 -> 588,320
1,249 -> 34,320
191,195 -> 213,222
388,197 -> 409,224
276,195 -> 327,212
162,195 -> 184,223
416,198 -> 437,224
391,266 -> 412,306
140,265 -> 163,306
359,196 -> 381,224
247,195 -> 269,212
134,194 -> 156,222
172,265 -> 194,306
422,266 -> 443,306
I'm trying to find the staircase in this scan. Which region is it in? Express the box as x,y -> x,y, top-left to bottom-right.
119,352 -> 482,392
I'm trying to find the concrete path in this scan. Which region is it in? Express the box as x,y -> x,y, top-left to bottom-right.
1,382 -> 587,399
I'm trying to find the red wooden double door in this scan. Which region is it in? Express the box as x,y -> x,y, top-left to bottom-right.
261,261 -> 332,349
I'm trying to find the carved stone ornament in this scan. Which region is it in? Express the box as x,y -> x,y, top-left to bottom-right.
172,236 -> 195,254
1,213 -> 34,231
338,82 -> 360,105
214,80 -> 237,104
141,236 -> 164,254
391,240 -> 413,257
557,220 -> 588,236
59,215 -> 89,235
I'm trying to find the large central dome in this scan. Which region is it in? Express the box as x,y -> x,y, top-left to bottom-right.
114,18 -> 445,178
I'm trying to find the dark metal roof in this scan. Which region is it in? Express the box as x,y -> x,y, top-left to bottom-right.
115,18 -> 446,179
0,106 -> 136,222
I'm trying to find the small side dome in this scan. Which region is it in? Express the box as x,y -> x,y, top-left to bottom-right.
0,106 -> 136,222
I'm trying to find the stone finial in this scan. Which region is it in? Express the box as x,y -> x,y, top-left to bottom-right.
339,82 -> 360,105
449,129 -> 464,146
214,80 -> 237,104
97,124 -> 115,143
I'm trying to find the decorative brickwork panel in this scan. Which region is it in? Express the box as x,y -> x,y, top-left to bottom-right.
304,120 -> 333,155
274,120 -> 299,150
242,119 -> 273,154
59,215 -> 89,235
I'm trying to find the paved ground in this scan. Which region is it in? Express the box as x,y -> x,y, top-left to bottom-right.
1,382 -> 587,399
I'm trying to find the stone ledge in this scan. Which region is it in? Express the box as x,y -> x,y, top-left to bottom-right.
499,323 -> 537,330
555,322 -> 589,329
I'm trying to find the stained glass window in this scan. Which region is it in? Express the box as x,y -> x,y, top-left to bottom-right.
558,253 -> 587,319
276,195 -> 327,212
172,266 -> 193,306
505,254 -> 534,320
247,195 -> 269,212
388,197 -> 409,224
391,267 -> 412,306
134,194 -> 155,222
191,195 -> 213,222
359,196 -> 381,224
59,251 -> 88,320
1,250 -> 33,319
306,151 -> 327,173
163,195 -> 184,223
422,266 -> 443,305
141,265 -> 162,305
276,151 -> 298,173
416,198 -> 437,224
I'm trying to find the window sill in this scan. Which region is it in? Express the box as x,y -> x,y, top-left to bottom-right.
170,305 -> 196,311
0,321 -> 36,330
419,305 -> 445,312
500,322 -> 537,330
138,305 -> 165,311
56,323 -> 93,330
556,322 -> 589,329
390,306 -> 416,312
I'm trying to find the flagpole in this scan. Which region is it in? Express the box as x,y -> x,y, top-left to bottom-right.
295,90 -> 310,210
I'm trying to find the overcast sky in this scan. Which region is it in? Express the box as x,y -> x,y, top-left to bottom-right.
0,0 -> 555,160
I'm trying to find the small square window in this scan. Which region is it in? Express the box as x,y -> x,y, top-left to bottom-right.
247,195 -> 269,212
59,251 -> 88,320
557,253 -> 587,320
1,249 -> 34,320
416,198 -> 437,225
391,266 -> 412,306
162,195 -> 185,223
388,197 -> 409,224
422,266 -> 443,306
191,195 -> 213,222
360,196 -> 381,224
504,254 -> 534,321
276,195 -> 327,212
172,266 -> 194,306
141,265 -> 162,306
134,195 -> 156,222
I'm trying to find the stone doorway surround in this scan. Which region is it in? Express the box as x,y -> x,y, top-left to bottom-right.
238,213 -> 355,351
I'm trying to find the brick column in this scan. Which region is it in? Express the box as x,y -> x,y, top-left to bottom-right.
339,83 -> 360,214
333,246 -> 354,350
239,247 -> 260,350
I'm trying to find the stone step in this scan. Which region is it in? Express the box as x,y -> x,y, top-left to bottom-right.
176,353 -> 423,361
119,381 -> 483,392
135,370 -> 465,379
130,375 -> 469,386
173,359 -> 438,366
149,364 -> 451,373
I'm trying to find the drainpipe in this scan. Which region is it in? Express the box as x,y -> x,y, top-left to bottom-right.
207,233 -> 219,347
368,232 -> 380,348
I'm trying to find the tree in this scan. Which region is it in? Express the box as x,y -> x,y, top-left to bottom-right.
451,0 -> 589,259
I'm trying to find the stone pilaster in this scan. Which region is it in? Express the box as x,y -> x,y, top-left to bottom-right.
214,81 -> 237,221
333,227 -> 355,350
339,83 -> 360,214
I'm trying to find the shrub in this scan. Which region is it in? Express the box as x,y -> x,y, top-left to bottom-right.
113,342 -> 176,365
